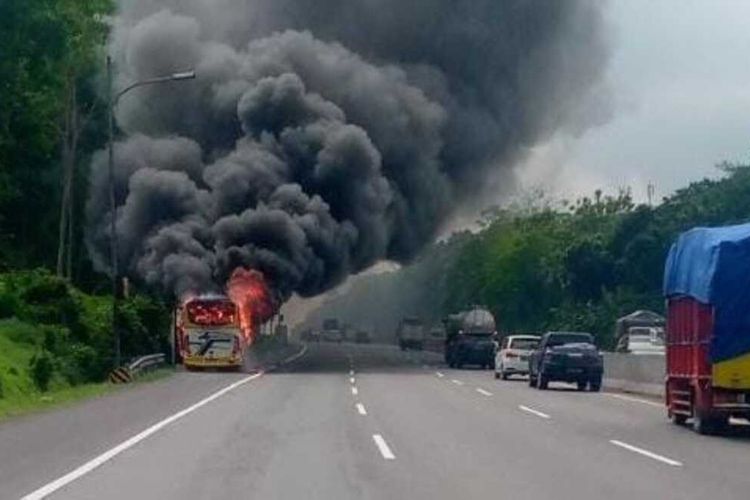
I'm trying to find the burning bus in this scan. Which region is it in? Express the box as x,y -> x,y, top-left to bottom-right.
175,269 -> 279,370
176,295 -> 248,370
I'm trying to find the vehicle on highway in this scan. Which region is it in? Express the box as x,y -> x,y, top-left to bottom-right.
355,329 -> 371,344
425,325 -> 447,352
664,224 -> 750,434
176,295 -> 247,370
614,310 -> 665,354
299,328 -> 321,342
495,335 -> 540,379
397,317 -> 425,350
321,318 -> 344,343
444,307 -> 497,369
622,326 -> 665,355
528,332 -> 603,391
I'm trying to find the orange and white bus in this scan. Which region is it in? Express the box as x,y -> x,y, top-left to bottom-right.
175,295 -> 249,370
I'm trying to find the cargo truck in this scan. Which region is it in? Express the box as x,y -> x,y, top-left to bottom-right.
397,317 -> 425,350
664,224 -> 750,434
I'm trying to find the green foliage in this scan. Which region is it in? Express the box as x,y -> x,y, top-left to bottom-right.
0,270 -> 168,394
29,350 -> 54,392
0,0 -> 112,273
311,165 -> 750,348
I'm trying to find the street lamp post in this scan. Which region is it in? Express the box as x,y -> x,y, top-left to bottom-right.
106,57 -> 195,368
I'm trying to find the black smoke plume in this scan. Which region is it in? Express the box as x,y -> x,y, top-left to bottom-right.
87,1 -> 610,299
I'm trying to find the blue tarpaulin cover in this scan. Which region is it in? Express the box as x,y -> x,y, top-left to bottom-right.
664,223 -> 750,363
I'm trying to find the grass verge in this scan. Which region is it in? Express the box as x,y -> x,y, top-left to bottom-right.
0,319 -> 174,423
0,367 -> 174,421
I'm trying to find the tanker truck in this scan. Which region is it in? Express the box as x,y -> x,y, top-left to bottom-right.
444,307 -> 498,369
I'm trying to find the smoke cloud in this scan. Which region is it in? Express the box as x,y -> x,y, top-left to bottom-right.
87,1 -> 611,299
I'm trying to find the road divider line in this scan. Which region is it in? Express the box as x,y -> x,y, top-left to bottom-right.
451,379 -> 464,386
436,371 -> 444,378
20,372 -> 265,500
352,386 -> 359,396
356,403 -> 367,416
609,440 -> 683,467
605,393 -> 662,408
372,434 -> 396,460
476,388 -> 493,397
519,405 -> 551,419
350,377 -> 356,384
349,370 -> 355,376
281,344 -> 308,365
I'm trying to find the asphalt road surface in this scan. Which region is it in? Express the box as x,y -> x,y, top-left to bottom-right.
3,343 -> 750,500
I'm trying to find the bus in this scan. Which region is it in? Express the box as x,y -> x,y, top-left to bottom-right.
176,295 -> 249,370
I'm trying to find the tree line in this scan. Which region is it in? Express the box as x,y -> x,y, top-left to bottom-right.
0,0 -> 111,286
0,2 -> 171,397
308,164 -> 750,348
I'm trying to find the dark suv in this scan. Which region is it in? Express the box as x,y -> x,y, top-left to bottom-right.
528,332 -> 603,391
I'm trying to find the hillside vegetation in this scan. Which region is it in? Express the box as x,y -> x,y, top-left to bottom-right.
0,2 -> 176,416
310,164 -> 750,348
0,270 -> 169,417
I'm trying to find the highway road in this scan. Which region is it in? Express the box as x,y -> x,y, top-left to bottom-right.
3,343 -> 750,500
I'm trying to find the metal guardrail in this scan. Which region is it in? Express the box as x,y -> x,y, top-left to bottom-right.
128,353 -> 166,376
109,353 -> 165,384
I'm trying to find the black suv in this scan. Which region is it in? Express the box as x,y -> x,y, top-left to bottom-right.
528,332 -> 603,391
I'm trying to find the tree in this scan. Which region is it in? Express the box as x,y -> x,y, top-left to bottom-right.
0,0 -> 111,279
54,1 -> 111,279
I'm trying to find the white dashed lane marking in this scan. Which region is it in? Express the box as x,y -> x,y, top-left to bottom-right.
609,440 -> 683,467
518,405 -> 551,420
373,434 -> 396,460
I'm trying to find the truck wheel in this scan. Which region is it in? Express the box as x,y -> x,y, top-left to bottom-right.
692,413 -> 716,435
528,375 -> 536,387
577,381 -> 587,391
671,413 -> 688,426
589,378 -> 602,392
501,371 -> 509,381
494,371 -> 500,379
538,374 -> 548,390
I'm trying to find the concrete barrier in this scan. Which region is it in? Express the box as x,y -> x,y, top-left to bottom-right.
602,353 -> 665,397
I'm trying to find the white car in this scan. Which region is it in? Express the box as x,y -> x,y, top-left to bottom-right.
495,335 -> 540,380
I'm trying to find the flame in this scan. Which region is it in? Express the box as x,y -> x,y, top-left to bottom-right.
226,268 -> 278,344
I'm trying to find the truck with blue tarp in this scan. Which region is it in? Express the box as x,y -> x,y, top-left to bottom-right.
664,223 -> 750,434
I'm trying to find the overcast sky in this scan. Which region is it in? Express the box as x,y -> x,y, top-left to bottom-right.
518,0 -> 750,204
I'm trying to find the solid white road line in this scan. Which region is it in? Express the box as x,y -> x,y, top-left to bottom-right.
352,386 -> 359,396
281,344 -> 308,365
372,434 -> 396,460
21,372 -> 265,500
436,372 -> 445,378
350,377 -> 356,384
349,370 -> 355,376
476,388 -> 493,397
451,379 -> 464,386
518,405 -> 551,420
605,393 -> 662,408
356,403 -> 367,416
609,440 -> 683,467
